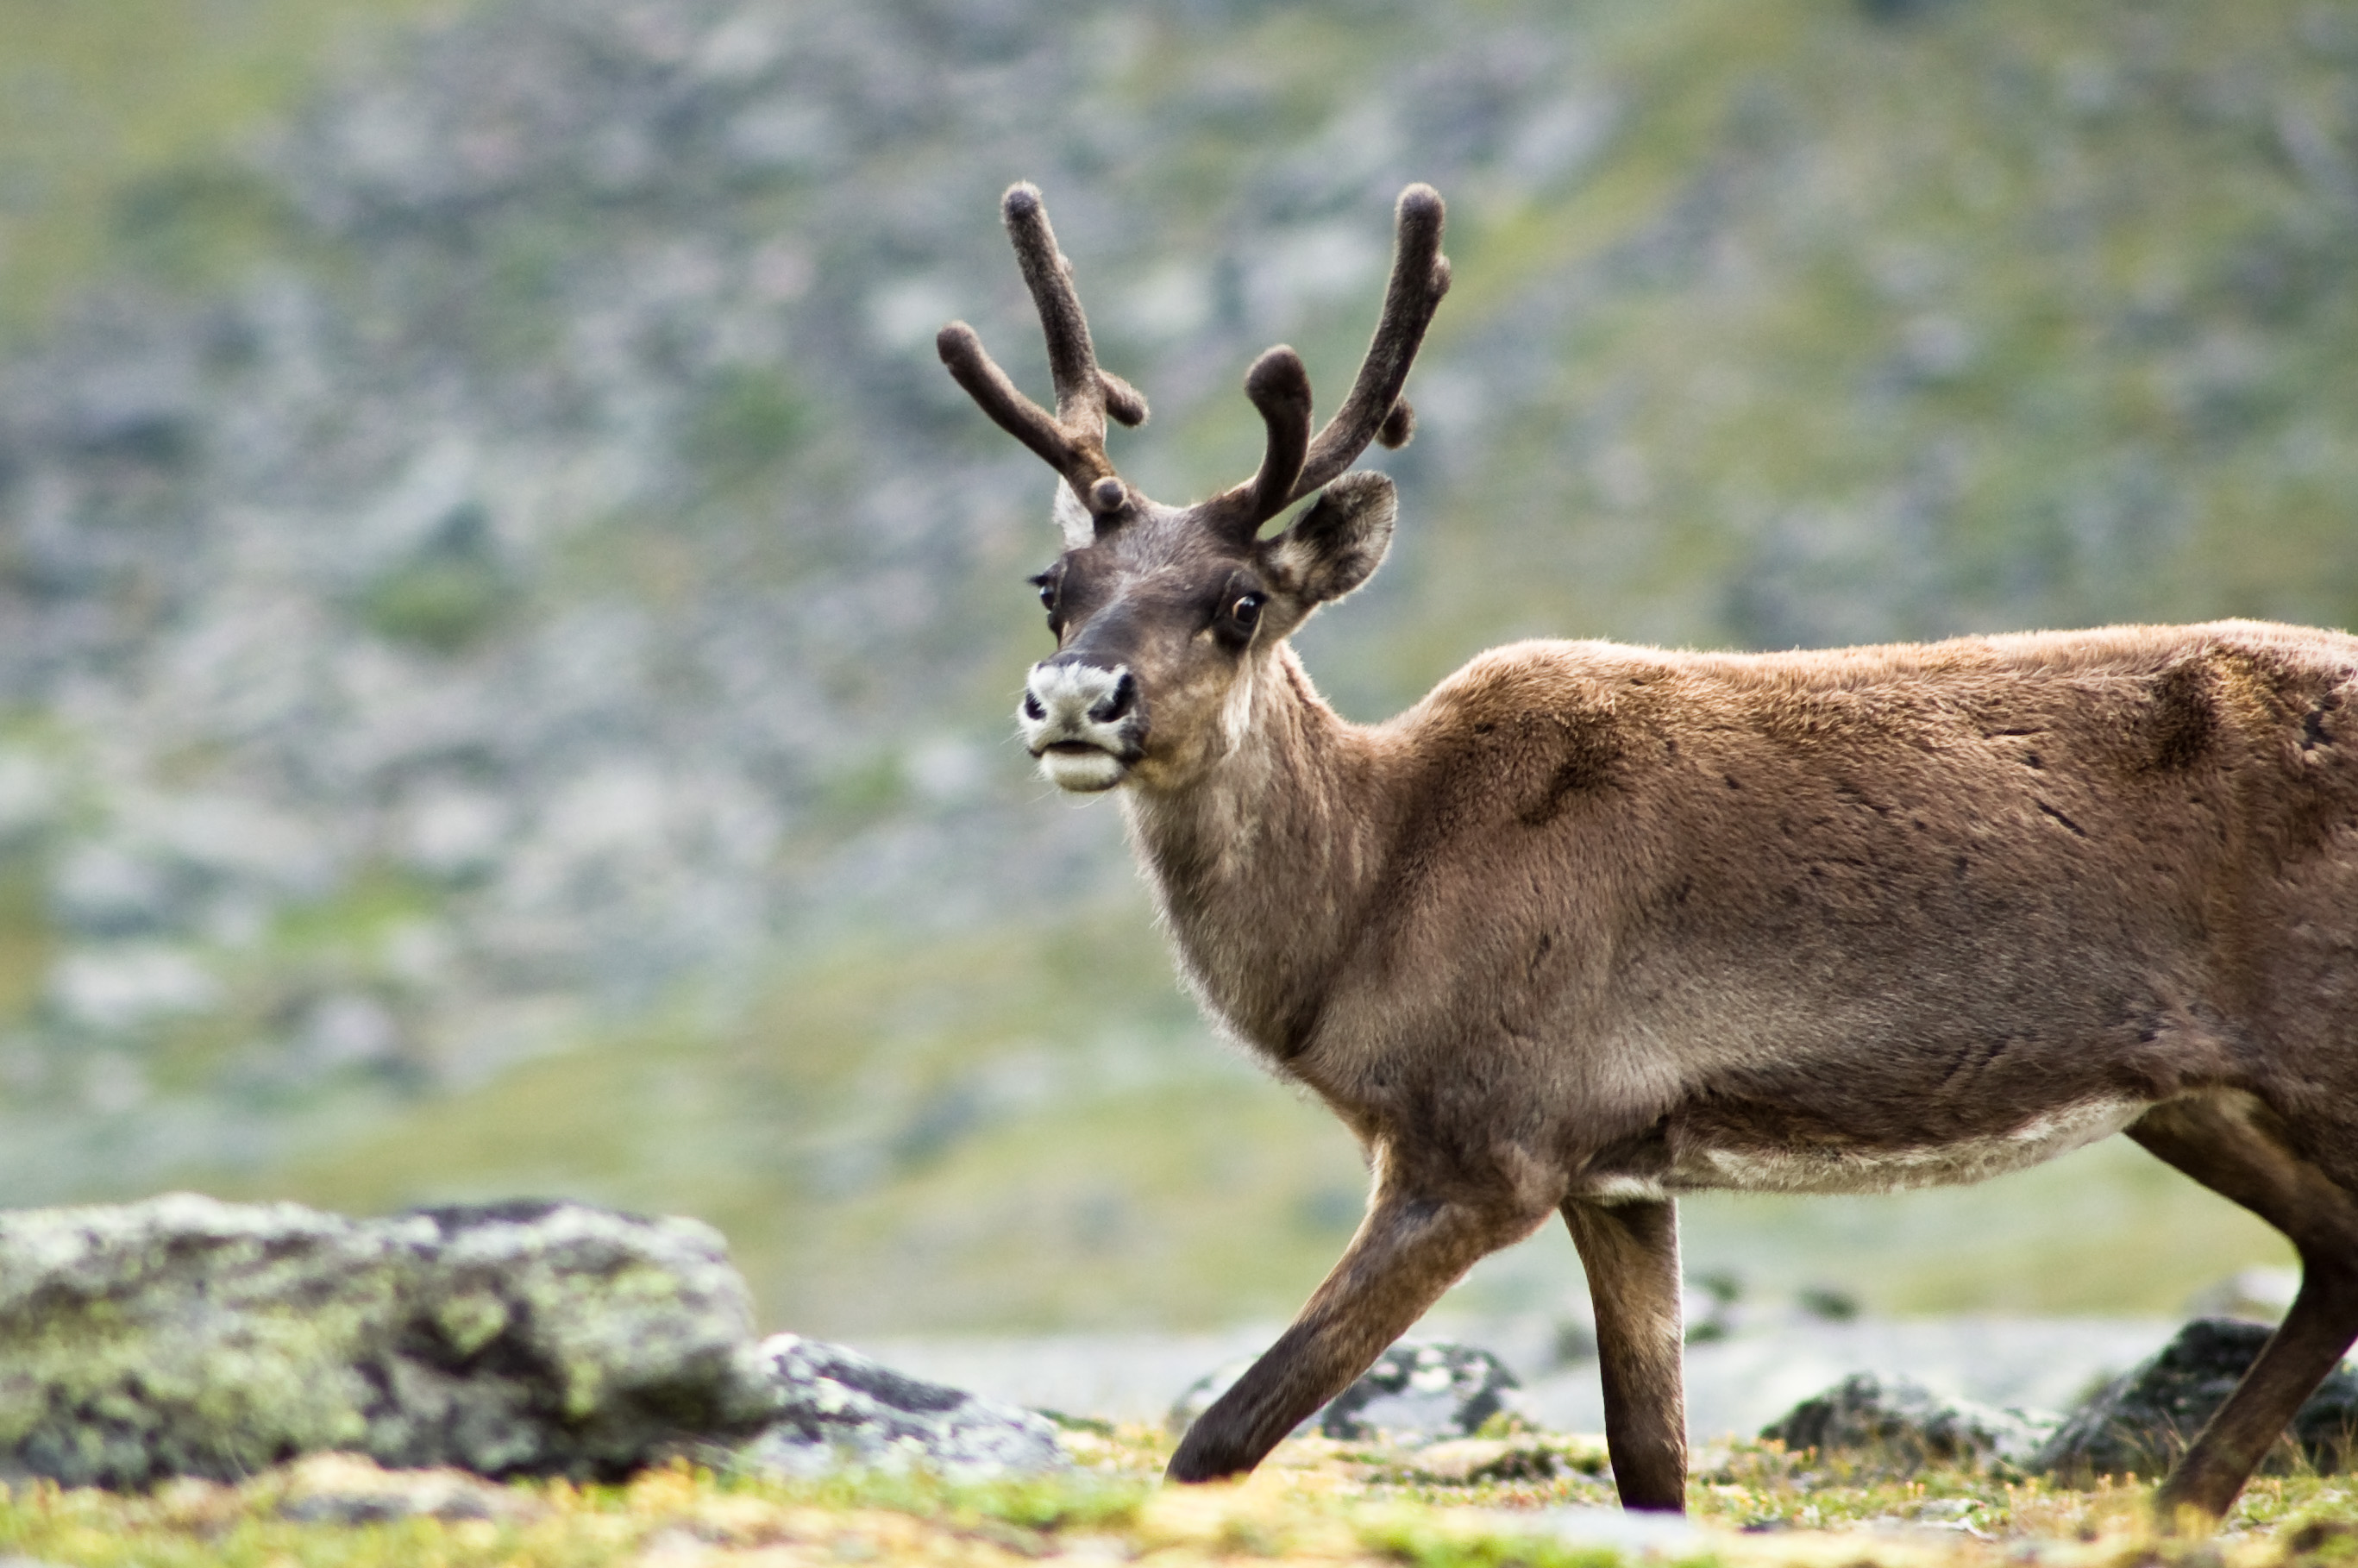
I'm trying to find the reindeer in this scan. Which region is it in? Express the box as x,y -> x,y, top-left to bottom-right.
935,181 -> 2358,1524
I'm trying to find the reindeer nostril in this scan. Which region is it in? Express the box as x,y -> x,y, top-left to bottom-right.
1091,672 -> 1138,724
1022,691 -> 1045,720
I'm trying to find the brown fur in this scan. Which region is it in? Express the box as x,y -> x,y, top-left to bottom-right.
942,183 -> 2358,1526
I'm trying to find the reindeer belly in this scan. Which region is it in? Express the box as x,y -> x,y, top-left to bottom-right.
1652,1094 -> 2148,1195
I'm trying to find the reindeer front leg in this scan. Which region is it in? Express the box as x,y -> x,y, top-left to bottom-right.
1169,1176 -> 1551,1483
1563,1196 -> 1688,1511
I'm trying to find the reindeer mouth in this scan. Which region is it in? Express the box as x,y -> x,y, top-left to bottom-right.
1035,741 -> 1131,792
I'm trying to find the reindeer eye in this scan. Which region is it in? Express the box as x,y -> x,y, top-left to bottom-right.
1231,593 -> 1263,627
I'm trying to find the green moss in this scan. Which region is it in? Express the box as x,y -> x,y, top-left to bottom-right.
359,555 -> 518,654
354,502 -> 520,654
684,367 -> 814,494
267,869 -> 439,956
109,165 -> 315,296
0,1292 -> 386,1473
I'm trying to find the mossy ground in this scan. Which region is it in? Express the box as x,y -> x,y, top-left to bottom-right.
8,1434 -> 2358,1568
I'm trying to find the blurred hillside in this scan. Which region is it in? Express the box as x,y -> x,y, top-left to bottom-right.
0,0 -> 2349,1333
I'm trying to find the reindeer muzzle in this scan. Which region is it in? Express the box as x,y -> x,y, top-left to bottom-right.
1019,658 -> 1145,791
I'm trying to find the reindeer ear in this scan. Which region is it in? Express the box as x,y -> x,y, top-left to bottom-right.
1050,478 -> 1094,548
1265,471 -> 1395,605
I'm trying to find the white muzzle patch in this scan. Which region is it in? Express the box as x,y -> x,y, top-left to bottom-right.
1019,661 -> 1140,792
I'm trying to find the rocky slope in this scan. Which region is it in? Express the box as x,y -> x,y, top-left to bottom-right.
0,0 -> 1623,1189
0,0 -> 2350,1325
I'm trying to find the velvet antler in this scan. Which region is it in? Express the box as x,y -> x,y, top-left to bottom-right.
937,184 -> 1146,519
1200,184 -> 1451,541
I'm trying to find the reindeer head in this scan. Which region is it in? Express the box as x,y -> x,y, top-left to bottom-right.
938,184 -> 1450,793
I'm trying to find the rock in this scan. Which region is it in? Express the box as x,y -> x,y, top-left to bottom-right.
1405,1434 -> 1608,1484
277,1452 -> 532,1523
1796,1285 -> 1863,1323
1762,1372 -> 2057,1473
0,1193 -> 1064,1488
0,1194 -> 775,1486
1323,1342 -> 1526,1443
1685,1270 -> 1743,1343
2185,1267 -> 2301,1323
1169,1340 -> 1524,1446
732,1335 -> 1065,1479
2032,1318 -> 2358,1483
46,944 -> 223,1034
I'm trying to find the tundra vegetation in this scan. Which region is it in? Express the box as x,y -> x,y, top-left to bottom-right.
7,1436 -> 2358,1568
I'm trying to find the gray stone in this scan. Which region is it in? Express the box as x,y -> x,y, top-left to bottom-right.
732,1335 -> 1065,1479
1324,1341 -> 1525,1442
0,1194 -> 1066,1488
1761,1371 -> 2056,1474
2032,1318 -> 2358,1484
1170,1339 -> 1524,1446
0,1194 -> 775,1486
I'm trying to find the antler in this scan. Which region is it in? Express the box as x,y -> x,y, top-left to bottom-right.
1203,183 -> 1452,541
937,184 -> 1147,518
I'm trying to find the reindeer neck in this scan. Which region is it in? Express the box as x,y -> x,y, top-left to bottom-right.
1119,643 -> 1386,1063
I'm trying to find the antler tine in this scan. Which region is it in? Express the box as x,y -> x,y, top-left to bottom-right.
1001,185 -> 1150,437
1001,184 -> 1102,438
1288,183 -> 1451,501
938,186 -> 1149,514
1239,347 -> 1314,532
937,321 -> 1086,477
1195,346 -> 1313,543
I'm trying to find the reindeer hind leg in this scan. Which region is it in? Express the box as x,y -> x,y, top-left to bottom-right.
2125,1094 -> 2358,1527
1562,1196 -> 1688,1512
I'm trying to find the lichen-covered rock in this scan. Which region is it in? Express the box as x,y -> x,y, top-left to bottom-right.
0,1194 -> 775,1486
2032,1318 -> 2358,1484
1762,1372 -> 2056,1473
1323,1342 -> 1524,1443
732,1336 -> 1064,1479
1170,1340 -> 1524,1446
